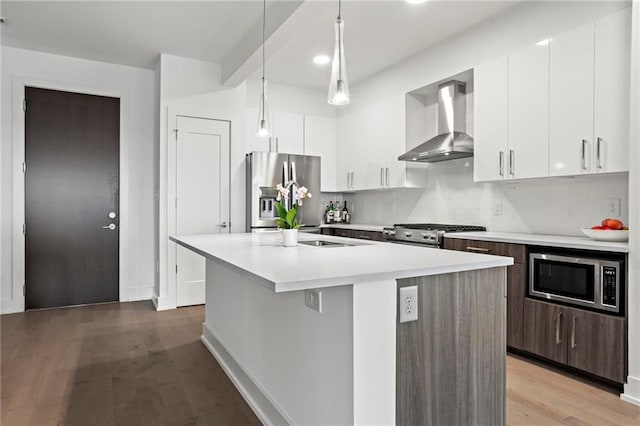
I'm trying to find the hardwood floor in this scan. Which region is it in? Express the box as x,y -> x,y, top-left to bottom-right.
2,301 -> 639,425
1,301 -> 260,425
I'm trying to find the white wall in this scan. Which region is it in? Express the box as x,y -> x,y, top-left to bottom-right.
345,161 -> 629,234
1,46 -> 157,313
156,54 -> 334,310
0,46 -> 157,312
622,0 -> 640,407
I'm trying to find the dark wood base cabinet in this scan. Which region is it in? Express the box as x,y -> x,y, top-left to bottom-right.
320,227 -> 384,241
443,238 -> 526,350
524,298 -> 626,383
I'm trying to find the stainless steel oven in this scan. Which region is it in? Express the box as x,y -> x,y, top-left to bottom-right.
529,252 -> 623,314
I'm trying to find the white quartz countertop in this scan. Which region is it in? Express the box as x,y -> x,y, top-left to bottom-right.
320,223 -> 388,232
170,233 -> 513,292
444,231 -> 629,253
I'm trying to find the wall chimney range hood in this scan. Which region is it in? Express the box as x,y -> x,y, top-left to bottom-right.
398,80 -> 473,163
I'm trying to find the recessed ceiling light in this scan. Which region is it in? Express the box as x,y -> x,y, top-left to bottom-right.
406,0 -> 428,4
313,54 -> 331,65
536,39 -> 550,46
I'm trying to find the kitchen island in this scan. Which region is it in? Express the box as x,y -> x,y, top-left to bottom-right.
170,232 -> 513,425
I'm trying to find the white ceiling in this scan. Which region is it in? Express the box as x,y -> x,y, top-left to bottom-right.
262,1 -> 520,89
1,0 -> 521,88
0,1 -> 293,69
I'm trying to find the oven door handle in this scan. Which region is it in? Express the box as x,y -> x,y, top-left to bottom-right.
555,311 -> 563,345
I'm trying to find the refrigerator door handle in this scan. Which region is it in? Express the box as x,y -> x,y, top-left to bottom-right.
291,161 -> 297,183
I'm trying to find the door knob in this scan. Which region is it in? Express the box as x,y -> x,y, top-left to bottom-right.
102,223 -> 117,230
217,222 -> 228,228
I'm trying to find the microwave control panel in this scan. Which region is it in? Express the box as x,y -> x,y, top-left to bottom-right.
602,266 -> 618,307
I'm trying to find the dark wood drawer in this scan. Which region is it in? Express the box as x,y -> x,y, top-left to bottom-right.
443,238 -> 526,264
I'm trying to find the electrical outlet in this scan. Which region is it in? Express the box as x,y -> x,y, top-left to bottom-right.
606,198 -> 621,217
305,289 -> 322,313
493,200 -> 503,216
399,286 -> 418,323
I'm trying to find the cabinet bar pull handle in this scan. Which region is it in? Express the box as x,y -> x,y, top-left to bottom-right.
499,151 -> 504,177
571,315 -> 577,349
509,150 -> 515,176
269,137 -> 272,152
555,311 -> 563,345
466,246 -> 490,253
581,139 -> 588,170
276,137 -> 279,152
596,137 -> 602,169
380,168 -> 384,186
386,168 -> 389,187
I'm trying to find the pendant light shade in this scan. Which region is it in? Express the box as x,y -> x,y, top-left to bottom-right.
257,77 -> 270,137
256,0 -> 271,138
328,0 -> 349,105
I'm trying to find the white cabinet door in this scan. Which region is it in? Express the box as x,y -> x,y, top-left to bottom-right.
336,107 -> 358,191
384,94 -> 407,188
508,42 -> 550,179
549,22 -> 595,176
474,55 -> 509,182
594,8 -> 631,174
273,111 -> 304,155
304,115 -> 337,192
363,102 -> 387,190
246,107 -> 273,153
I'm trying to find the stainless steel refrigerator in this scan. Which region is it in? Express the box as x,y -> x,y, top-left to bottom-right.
246,152 -> 322,232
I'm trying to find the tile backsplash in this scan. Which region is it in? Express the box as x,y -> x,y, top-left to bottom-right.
342,159 -> 629,236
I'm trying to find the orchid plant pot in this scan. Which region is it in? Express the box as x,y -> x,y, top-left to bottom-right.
281,229 -> 298,247
274,182 -> 312,247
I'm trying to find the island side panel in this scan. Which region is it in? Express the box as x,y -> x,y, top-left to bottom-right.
202,258 -> 354,425
396,267 -> 507,426
353,279 -> 397,425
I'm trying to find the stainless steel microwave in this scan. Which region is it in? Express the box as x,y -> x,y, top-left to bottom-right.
529,253 -> 622,314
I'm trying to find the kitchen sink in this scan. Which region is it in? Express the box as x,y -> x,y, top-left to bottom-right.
299,240 -> 361,248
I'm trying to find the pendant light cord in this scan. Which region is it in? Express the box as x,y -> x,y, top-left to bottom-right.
262,0 -> 266,80
338,0 -> 342,19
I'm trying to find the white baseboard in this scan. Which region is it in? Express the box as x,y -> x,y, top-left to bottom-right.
127,286 -> 153,302
200,323 -> 293,426
0,299 -> 21,315
152,290 -> 175,311
622,375 -> 640,406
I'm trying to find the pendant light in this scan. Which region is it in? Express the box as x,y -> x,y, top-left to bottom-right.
256,0 -> 271,137
328,0 -> 350,105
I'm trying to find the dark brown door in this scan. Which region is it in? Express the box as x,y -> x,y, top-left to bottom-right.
523,299 -> 567,364
25,87 -> 120,309
566,308 -> 626,383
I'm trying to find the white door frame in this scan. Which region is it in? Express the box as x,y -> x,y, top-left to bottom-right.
9,77 -> 130,313
162,108 -> 231,310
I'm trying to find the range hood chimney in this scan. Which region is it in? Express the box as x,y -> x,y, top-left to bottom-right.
398,80 -> 473,163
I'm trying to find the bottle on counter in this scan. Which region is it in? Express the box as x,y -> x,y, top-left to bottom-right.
334,201 -> 342,222
326,202 -> 334,224
341,201 -> 350,224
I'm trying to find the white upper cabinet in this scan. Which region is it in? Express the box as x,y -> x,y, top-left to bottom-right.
245,108 -> 304,155
385,94 -> 408,188
272,111 -> 304,155
549,22 -> 595,176
336,106 -> 366,191
364,101 -> 387,189
594,8 -> 631,174
549,8 -> 631,176
472,8 -> 630,182
509,42 -> 550,179
474,56 -> 509,182
304,115 -> 337,192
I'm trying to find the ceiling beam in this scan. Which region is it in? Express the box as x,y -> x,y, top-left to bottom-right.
221,1 -> 304,87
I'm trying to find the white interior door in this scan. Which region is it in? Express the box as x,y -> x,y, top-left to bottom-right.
176,116 -> 230,307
